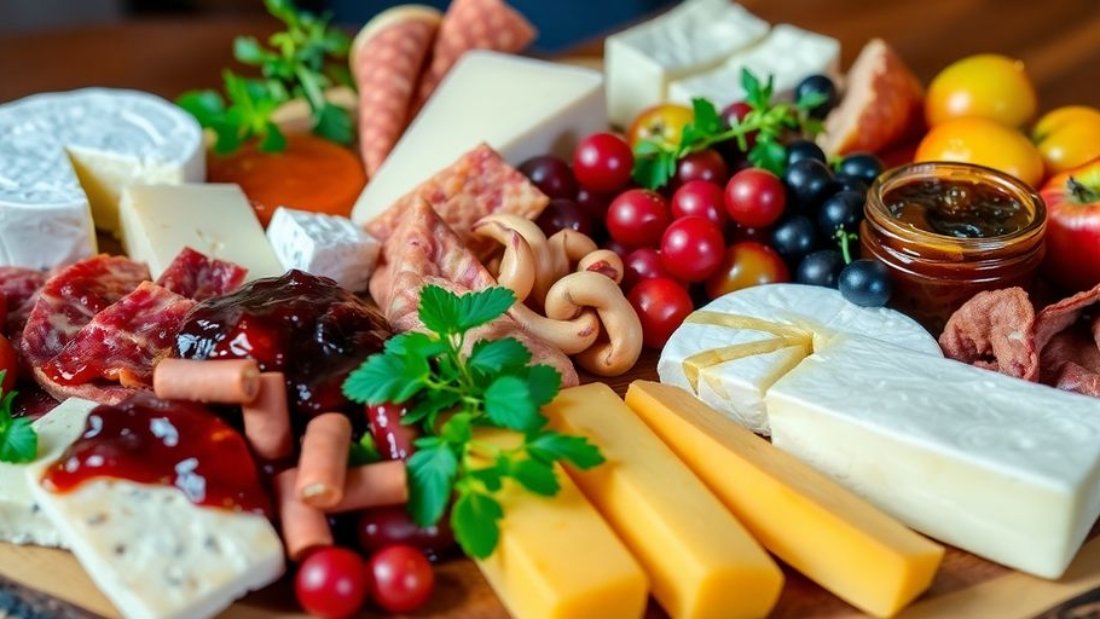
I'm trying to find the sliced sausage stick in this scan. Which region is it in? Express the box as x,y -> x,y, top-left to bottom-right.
241,372 -> 293,461
327,461 -> 409,513
275,468 -> 333,562
296,413 -> 353,509
153,358 -> 260,403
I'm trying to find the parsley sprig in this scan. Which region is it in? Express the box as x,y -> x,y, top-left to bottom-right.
0,373 -> 35,463
633,68 -> 828,188
176,0 -> 353,155
342,286 -> 604,558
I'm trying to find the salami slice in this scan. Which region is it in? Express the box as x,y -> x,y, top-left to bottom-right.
21,255 -> 150,368
0,266 -> 48,335
938,287 -> 1039,380
156,247 -> 247,301
411,0 -> 536,112
365,144 -> 547,258
352,6 -> 441,177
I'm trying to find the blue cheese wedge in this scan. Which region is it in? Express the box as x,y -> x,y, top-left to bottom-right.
266,207 -> 380,292
0,398 -> 99,548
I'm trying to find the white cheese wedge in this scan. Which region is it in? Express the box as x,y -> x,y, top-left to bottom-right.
658,284 -> 941,435
0,398 -> 99,548
0,88 -> 204,267
350,51 -> 605,227
668,24 -> 841,110
266,207 -> 380,291
604,0 -> 768,127
766,334 -> 1100,579
119,183 -> 285,281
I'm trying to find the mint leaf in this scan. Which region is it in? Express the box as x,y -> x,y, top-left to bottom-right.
749,136 -> 787,176
440,413 -> 473,446
632,152 -> 677,190
527,431 -> 605,470
452,490 -> 503,559
385,331 -> 444,357
468,338 -> 530,375
796,90 -> 830,112
510,458 -> 559,496
455,287 -> 516,331
0,388 -> 35,464
525,364 -> 561,408
342,353 -> 423,404
690,98 -> 723,134
484,376 -> 541,432
233,36 -> 267,65
407,438 -> 458,527
469,465 -> 503,492
348,432 -> 381,466
418,285 -> 463,335
403,389 -> 461,427
176,90 -> 226,127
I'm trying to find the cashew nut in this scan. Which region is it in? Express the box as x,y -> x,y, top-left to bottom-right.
473,214 -> 557,304
544,271 -> 643,376
576,249 -> 625,284
508,302 -> 601,355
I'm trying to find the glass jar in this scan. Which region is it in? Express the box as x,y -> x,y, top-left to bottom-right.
861,162 -> 1046,334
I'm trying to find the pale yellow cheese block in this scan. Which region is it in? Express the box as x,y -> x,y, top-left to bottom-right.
546,383 -> 783,619
625,381 -> 944,618
474,429 -> 648,619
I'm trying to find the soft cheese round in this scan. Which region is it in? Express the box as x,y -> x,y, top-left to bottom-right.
0,88 -> 204,269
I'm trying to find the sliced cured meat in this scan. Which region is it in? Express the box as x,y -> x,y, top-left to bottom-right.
939,287 -> 1039,381
155,246 -> 247,301
21,255 -> 150,368
411,0 -> 536,112
352,6 -> 441,177
41,282 -> 195,391
1034,282 -> 1100,351
373,199 -> 578,385
1040,328 -> 1100,397
365,144 -> 548,259
0,266 -> 47,335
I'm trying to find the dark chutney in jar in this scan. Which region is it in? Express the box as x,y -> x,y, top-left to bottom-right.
885,178 -> 1031,239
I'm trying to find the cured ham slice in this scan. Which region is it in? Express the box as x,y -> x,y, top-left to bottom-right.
351,6 -> 442,177
411,0 -> 536,113
365,144 -> 548,258
372,199 -> 577,385
155,247 -> 247,301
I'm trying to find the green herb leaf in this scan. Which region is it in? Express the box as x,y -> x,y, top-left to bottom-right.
452,489 -> 503,559
525,364 -> 561,408
348,432 -> 381,466
690,97 -> 723,134
509,458 -> 559,496
484,376 -> 541,432
796,90 -> 830,112
468,338 -> 531,375
258,121 -> 287,152
233,36 -> 268,65
313,103 -> 354,145
527,431 -> 605,470
748,136 -> 787,176
440,413 -> 473,446
342,353 -> 423,404
403,389 -> 461,427
455,287 -> 516,331
407,438 -> 458,527
469,464 -> 504,492
176,90 -> 226,126
0,383 -> 35,464
418,284 -> 463,336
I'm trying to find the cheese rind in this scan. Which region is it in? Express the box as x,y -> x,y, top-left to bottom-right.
351,51 -> 605,227
0,398 -> 99,548
605,0 -> 768,126
546,384 -> 783,619
119,183 -> 285,281
473,429 -> 648,619
266,207 -> 380,291
767,335 -> 1100,579
626,381 -> 944,618
0,88 -> 204,266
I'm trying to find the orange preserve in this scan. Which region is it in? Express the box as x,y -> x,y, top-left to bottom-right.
861,162 -> 1046,333
207,133 -> 367,227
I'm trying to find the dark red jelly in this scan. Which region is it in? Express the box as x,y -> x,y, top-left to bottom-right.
174,270 -> 391,431
41,393 -> 270,516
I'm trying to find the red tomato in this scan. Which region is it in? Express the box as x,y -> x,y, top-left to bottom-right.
368,545 -> 436,613
573,132 -> 634,193
706,241 -> 791,299
659,216 -> 725,282
622,247 -> 672,290
674,149 -> 729,186
628,277 -> 694,348
671,180 -> 727,227
606,189 -> 671,248
1040,157 -> 1100,291
725,168 -> 787,229
0,335 -> 16,393
295,547 -> 369,619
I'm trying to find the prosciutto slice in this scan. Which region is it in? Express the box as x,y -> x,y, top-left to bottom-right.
156,247 -> 248,301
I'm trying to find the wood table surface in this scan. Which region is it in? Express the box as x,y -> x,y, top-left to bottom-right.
2,2 -> 1100,618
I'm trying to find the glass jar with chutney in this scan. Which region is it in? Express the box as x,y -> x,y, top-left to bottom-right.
861,162 -> 1045,333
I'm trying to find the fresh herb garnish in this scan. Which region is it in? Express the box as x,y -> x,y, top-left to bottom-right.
342,286 -> 604,558
0,373 -> 35,464
176,0 -> 353,154
633,68 -> 828,188
348,432 -> 381,467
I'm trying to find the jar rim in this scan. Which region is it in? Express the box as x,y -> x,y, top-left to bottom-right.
866,161 -> 1046,254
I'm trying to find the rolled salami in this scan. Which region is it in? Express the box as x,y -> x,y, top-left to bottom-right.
411,0 -> 537,112
351,5 -> 442,177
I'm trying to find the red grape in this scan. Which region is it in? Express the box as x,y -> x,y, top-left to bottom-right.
518,155 -> 577,200
576,187 -> 613,221
622,247 -> 672,290
659,216 -> 725,282
671,180 -> 727,227
724,168 -> 787,229
295,547 -> 369,619
368,545 -> 435,614
357,507 -> 455,561
606,189 -> 671,249
674,149 -> 729,186
573,132 -> 633,193
367,403 -> 418,461
627,277 -> 694,348
536,199 -> 592,236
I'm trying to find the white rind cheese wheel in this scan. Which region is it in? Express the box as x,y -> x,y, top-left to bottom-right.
0,88 -> 204,268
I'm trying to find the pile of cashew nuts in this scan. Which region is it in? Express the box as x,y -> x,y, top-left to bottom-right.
472,214 -> 643,376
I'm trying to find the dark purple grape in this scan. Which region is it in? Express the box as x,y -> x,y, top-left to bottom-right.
839,259 -> 892,307
786,139 -> 826,167
796,249 -> 844,288
576,187 -> 612,221
770,215 -> 819,264
836,175 -> 869,197
536,199 -> 592,236
518,155 -> 578,200
817,190 -> 865,237
836,152 -> 884,185
794,74 -> 838,119
356,506 -> 456,562
782,159 -> 836,212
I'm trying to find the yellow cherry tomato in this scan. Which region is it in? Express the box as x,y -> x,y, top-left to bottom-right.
627,104 -> 693,149
925,54 -> 1038,128
915,117 -> 1045,187
1031,106 -> 1100,174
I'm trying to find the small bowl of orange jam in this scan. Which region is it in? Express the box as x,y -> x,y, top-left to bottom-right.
860,162 -> 1046,333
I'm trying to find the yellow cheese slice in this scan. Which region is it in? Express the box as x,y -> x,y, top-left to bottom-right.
625,381 -> 944,618
473,429 -> 648,619
546,384 -> 783,619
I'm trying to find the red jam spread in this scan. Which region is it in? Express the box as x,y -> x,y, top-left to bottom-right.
41,393 -> 270,516
175,270 -> 391,432
884,178 -> 1032,238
